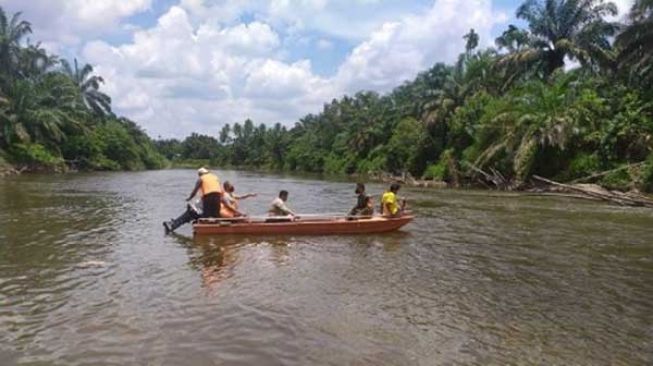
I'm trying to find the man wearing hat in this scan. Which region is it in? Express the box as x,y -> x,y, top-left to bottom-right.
187,167 -> 223,218
163,167 -> 223,233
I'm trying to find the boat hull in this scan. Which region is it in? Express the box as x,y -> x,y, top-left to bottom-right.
193,215 -> 414,236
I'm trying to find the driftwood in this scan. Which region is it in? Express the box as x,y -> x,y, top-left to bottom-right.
532,175 -> 653,208
370,171 -> 447,188
463,162 -> 511,190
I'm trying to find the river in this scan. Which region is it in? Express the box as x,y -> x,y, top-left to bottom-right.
0,169 -> 652,365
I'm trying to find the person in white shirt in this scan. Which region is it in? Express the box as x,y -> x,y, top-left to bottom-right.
268,190 -> 296,221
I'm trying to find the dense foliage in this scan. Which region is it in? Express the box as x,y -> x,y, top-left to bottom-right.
0,7 -> 165,172
162,0 -> 653,191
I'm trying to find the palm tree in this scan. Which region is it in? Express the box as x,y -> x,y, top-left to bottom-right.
473,72 -> 590,183
346,91 -> 384,156
16,42 -> 58,79
0,74 -> 84,148
421,46 -> 499,130
218,123 -> 231,144
60,58 -> 111,115
498,0 -> 619,77
0,7 -> 32,85
616,0 -> 653,87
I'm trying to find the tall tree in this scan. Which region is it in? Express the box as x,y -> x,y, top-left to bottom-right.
616,0 -> 653,88
218,123 -> 231,144
16,43 -> 57,79
60,58 -> 111,115
0,7 -> 32,86
498,0 -> 619,76
0,73 -> 84,147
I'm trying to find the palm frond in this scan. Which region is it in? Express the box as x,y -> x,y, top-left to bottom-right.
513,135 -> 538,181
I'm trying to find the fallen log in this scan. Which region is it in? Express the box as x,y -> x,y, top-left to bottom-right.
532,175 -> 653,208
463,162 -> 510,189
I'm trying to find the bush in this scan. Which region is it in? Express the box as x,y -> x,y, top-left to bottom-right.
323,153 -> 356,175
423,162 -> 447,180
8,143 -> 64,169
600,169 -> 632,191
0,152 -> 14,173
562,153 -> 602,181
641,153 -> 653,193
139,144 -> 167,170
96,121 -> 144,171
356,155 -> 387,174
89,155 -> 122,171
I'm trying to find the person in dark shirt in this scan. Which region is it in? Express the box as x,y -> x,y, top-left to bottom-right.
349,183 -> 373,218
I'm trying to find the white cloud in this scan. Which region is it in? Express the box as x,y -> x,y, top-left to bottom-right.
177,0 -> 431,41
4,0 -> 510,137
81,5 -> 334,137
71,0 -> 152,27
334,0 -> 503,93
0,0 -> 152,45
610,0 -> 635,20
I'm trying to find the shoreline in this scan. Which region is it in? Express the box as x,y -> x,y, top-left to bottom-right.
5,161 -> 652,207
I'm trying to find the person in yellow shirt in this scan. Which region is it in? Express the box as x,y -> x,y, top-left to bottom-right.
163,167 -> 223,234
381,183 -> 406,218
187,167 -> 223,218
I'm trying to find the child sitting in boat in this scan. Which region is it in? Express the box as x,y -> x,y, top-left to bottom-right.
220,181 -> 257,218
349,183 -> 374,218
381,183 -> 406,218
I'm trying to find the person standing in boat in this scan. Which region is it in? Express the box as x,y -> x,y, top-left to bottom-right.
163,167 -> 221,234
349,183 -> 374,218
381,183 -> 406,218
268,190 -> 296,221
220,181 -> 257,218
187,167 -> 223,218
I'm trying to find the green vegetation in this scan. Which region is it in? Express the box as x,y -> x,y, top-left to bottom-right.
0,7 -> 165,173
160,0 -> 652,191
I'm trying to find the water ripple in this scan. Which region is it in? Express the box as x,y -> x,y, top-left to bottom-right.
1,172 -> 652,365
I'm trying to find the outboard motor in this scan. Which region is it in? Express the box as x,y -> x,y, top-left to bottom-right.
163,203 -> 202,234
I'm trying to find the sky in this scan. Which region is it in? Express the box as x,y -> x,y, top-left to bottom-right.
0,0 -> 634,138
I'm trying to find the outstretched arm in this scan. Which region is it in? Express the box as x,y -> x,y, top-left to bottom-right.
234,193 -> 257,200
187,180 -> 201,201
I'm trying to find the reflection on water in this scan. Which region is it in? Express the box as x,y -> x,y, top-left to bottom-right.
1,170 -> 652,365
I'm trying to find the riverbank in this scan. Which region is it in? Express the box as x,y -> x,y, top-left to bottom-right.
0,157 -> 165,177
5,156 -> 653,208
0,156 -> 18,177
371,168 -> 653,207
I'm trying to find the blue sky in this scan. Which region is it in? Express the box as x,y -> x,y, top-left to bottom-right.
0,0 -> 633,138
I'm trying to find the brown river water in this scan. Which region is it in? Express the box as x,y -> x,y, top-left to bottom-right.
1,169 -> 652,365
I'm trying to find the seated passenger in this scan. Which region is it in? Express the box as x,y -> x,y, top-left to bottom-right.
349,183 -> 374,218
220,181 -> 257,218
381,183 -> 406,218
267,190 -> 296,222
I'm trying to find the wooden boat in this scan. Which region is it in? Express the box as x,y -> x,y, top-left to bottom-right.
193,215 -> 414,236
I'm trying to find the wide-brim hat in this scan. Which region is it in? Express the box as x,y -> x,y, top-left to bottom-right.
197,167 -> 209,175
